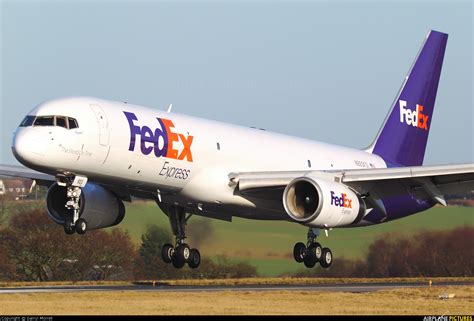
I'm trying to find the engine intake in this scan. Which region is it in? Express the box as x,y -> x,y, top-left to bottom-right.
283,176 -> 365,228
46,182 -> 125,230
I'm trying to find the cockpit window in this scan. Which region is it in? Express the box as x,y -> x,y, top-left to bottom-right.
34,116 -> 55,126
20,115 -> 79,129
19,115 -> 36,127
56,116 -> 67,128
68,117 -> 79,129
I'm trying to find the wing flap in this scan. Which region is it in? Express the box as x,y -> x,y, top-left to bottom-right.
229,171 -> 307,191
341,163 -> 474,183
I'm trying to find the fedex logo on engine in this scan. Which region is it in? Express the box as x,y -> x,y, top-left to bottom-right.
330,191 -> 352,208
399,100 -> 429,131
124,111 -> 193,162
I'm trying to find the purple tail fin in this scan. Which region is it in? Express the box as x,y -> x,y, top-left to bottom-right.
368,30 -> 448,167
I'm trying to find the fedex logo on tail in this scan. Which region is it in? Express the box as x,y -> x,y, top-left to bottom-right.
399,100 -> 429,131
330,191 -> 352,208
124,111 -> 193,162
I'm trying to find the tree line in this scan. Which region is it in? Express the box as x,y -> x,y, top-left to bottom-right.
0,208 -> 257,281
294,226 -> 473,278
0,206 -> 472,281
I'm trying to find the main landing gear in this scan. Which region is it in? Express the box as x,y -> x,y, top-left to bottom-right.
293,228 -> 333,269
62,175 -> 88,235
161,206 -> 201,269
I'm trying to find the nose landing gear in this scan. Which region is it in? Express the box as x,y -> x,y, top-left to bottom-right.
293,228 -> 333,269
60,175 -> 88,235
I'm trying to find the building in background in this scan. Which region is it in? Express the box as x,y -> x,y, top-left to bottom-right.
0,178 -> 35,200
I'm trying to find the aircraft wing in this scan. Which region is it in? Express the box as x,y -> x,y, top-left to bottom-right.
0,165 -> 136,202
0,164 -> 55,186
229,163 -> 474,206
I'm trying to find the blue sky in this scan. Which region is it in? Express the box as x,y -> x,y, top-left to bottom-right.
0,0 -> 472,165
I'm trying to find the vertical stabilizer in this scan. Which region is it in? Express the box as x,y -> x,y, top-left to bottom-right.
368,30 -> 448,166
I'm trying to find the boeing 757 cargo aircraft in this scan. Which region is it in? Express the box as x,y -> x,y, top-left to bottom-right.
1,30 -> 473,269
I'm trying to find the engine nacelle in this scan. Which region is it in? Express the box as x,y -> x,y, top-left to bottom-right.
283,176 -> 365,228
46,182 -> 125,230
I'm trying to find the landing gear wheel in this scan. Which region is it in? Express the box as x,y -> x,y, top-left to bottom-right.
188,248 -> 201,269
172,243 -> 190,269
63,219 -> 75,235
172,258 -> 185,269
171,255 -> 185,269
75,218 -> 87,235
293,242 -> 306,263
161,243 -> 174,264
320,248 -> 333,268
308,242 -> 323,261
303,251 -> 317,268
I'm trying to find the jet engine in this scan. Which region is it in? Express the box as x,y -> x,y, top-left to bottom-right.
46,182 -> 125,230
282,176 -> 366,228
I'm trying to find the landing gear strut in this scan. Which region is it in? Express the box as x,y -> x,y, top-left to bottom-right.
61,175 -> 88,235
293,228 -> 332,269
161,206 -> 201,269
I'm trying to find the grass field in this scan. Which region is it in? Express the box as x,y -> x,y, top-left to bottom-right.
115,201 -> 474,276
0,286 -> 471,315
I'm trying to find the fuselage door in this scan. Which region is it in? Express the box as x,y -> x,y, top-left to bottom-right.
90,104 -> 110,146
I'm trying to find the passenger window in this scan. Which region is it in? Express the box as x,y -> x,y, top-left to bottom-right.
56,116 -> 68,128
34,116 -> 54,126
19,115 -> 36,127
68,118 -> 79,129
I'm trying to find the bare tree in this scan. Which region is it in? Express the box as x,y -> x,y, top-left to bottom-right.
3,209 -> 138,281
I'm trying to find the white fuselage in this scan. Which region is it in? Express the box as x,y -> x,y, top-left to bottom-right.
12,97 -> 387,221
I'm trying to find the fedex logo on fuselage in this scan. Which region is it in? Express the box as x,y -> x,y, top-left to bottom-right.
124,111 -> 193,162
399,100 -> 429,131
330,191 -> 352,208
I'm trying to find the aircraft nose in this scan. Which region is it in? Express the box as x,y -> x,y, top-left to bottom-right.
12,128 -> 46,166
